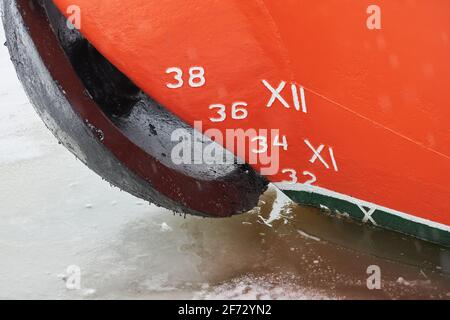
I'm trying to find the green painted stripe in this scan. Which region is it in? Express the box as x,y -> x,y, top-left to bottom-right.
284,190 -> 450,247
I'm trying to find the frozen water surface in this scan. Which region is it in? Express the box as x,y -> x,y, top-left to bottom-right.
1,24 -> 450,300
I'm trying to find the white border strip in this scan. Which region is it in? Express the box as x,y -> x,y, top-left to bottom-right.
275,182 -> 450,233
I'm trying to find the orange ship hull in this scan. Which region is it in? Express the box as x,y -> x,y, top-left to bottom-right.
4,0 -> 450,245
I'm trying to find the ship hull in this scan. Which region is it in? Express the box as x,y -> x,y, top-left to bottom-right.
5,0 -> 450,245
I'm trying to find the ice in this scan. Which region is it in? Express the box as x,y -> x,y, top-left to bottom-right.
160,222 -> 172,232
297,230 -> 321,242
193,274 -> 334,300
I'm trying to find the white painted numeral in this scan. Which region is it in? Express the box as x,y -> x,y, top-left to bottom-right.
166,67 -> 206,88
189,67 -> 206,88
166,67 -> 184,89
251,136 -> 268,154
282,169 -> 298,184
262,80 -> 290,109
262,80 -> 307,113
209,102 -> 248,123
231,102 -> 248,120
273,135 -> 288,151
209,104 -> 227,123
304,139 -> 338,172
328,147 -> 339,172
299,86 -> 307,113
281,169 -> 317,185
303,171 -> 317,185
